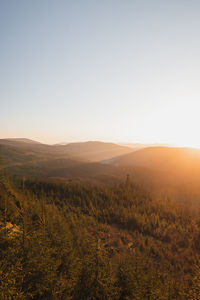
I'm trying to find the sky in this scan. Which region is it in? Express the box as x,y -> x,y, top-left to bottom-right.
1,0 -> 200,147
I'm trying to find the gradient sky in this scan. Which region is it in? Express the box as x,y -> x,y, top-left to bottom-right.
1,0 -> 200,146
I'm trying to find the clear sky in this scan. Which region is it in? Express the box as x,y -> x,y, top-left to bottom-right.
1,0 -> 200,146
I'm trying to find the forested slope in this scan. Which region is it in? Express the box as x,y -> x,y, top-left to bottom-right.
0,173 -> 200,299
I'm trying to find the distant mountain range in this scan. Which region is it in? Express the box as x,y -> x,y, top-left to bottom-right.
0,138 -> 134,180
53,141 -> 134,161
0,138 -> 134,162
1,138 -> 200,192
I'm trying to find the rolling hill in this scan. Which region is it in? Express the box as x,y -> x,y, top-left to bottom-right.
104,146 -> 200,171
0,139 -> 133,162
3,139 -> 200,193
0,139 -> 132,180
52,141 -> 133,161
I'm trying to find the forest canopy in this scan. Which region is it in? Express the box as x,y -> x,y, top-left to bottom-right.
0,172 -> 200,299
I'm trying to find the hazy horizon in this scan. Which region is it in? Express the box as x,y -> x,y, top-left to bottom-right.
0,135 -> 186,148
0,136 -> 187,150
2,1 -> 200,148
